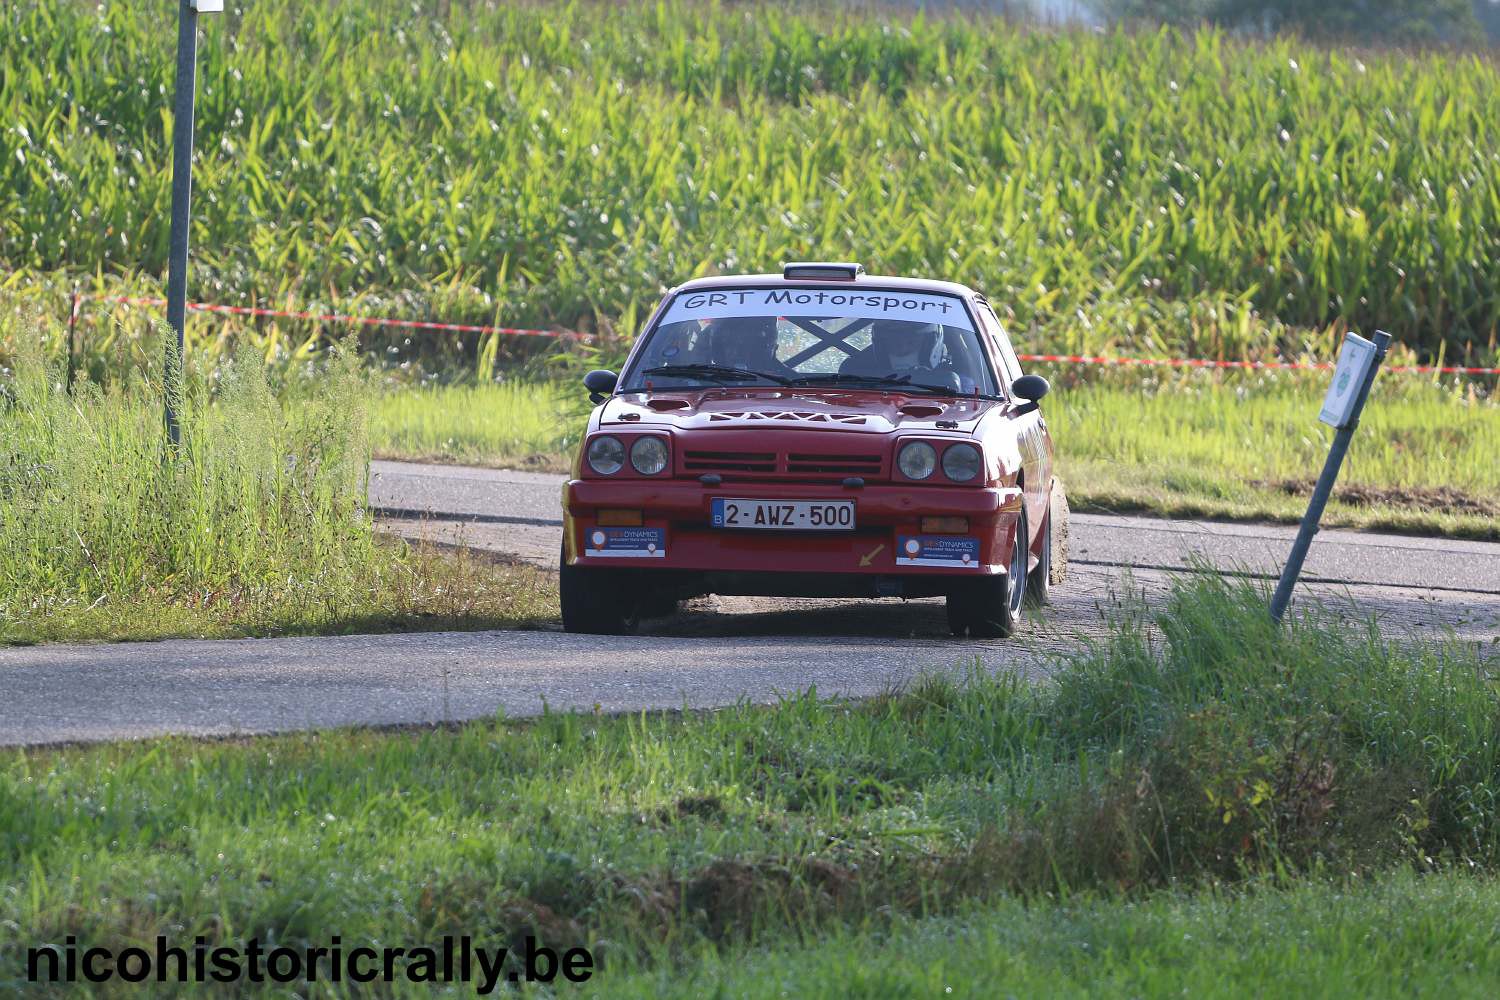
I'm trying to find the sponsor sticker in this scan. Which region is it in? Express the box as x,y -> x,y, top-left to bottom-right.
895,535 -> 980,568
586,526 -> 665,558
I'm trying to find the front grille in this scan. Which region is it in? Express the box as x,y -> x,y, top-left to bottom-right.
684,450 -> 776,473
683,447 -> 886,480
786,453 -> 882,476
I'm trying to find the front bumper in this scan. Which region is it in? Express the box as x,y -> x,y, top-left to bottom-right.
563,477 -> 1022,577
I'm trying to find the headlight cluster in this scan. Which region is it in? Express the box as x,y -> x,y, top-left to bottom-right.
941,443 -> 982,482
586,436 -> 625,475
896,441 -> 937,480
898,441 -> 982,483
630,436 -> 669,475
587,435 -> 670,476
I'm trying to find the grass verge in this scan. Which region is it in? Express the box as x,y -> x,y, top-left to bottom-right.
3,576 -> 1495,993
0,321 -> 557,645
605,872 -> 1500,999
369,378 -> 582,471
1047,367 -> 1500,538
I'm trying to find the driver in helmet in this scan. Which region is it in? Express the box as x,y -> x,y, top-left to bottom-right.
841,320 -> 945,379
647,321 -> 709,367
708,316 -> 796,379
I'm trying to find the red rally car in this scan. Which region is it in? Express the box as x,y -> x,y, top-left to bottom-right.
560,262 -> 1068,638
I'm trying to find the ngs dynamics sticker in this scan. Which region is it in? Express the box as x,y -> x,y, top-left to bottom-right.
895,535 -> 980,568
586,527 -> 666,558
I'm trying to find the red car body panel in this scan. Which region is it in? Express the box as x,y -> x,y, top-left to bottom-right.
562,273 -> 1056,597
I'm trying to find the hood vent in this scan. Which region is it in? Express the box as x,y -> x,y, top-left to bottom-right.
898,402 -> 945,418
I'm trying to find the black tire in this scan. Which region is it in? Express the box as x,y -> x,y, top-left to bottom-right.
559,542 -> 640,635
637,589 -> 681,620
946,505 -> 1027,639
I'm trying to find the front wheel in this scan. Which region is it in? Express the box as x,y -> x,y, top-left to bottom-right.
946,505 -> 1027,639
559,542 -> 640,635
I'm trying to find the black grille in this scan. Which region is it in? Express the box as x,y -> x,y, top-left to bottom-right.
684,450 -> 776,473
786,453 -> 883,475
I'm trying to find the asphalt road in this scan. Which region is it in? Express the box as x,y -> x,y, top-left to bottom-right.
1,461 -> 1495,747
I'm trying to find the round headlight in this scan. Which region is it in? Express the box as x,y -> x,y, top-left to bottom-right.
897,441 -> 937,480
630,436 -> 669,475
941,443 -> 982,482
587,435 -> 625,475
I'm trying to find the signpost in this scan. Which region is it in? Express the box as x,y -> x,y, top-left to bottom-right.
1269,330 -> 1392,622
163,0 -> 222,447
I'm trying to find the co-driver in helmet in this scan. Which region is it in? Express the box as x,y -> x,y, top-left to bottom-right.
707,316 -> 797,380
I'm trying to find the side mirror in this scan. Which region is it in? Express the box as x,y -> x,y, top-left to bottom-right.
583,369 -> 618,404
1010,374 -> 1050,415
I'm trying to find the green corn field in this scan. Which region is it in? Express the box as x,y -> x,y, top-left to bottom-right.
2,0 -> 1499,373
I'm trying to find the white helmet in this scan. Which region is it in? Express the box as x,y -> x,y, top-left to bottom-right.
872,320 -> 943,370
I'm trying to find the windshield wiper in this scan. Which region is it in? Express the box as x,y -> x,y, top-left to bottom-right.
789,373 -> 1006,402
639,364 -> 792,387
791,373 -> 937,390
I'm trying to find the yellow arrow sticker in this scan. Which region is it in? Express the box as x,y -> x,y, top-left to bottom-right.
859,543 -> 885,568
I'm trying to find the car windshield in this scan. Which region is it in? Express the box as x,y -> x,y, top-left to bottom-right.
622,286 -> 999,396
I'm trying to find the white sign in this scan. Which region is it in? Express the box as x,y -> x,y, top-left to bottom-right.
190,0 -> 224,11
1319,332 -> 1378,428
660,287 -> 975,331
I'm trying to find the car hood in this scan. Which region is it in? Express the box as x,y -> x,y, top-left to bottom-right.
600,389 -> 1001,434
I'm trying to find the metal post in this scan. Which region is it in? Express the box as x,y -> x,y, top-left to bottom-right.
1269,330 -> 1392,622
66,287 -> 79,393
164,0 -> 200,448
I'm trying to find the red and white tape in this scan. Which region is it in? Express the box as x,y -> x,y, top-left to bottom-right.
78,293 -> 592,342
1015,352 -> 1500,376
75,292 -> 1499,375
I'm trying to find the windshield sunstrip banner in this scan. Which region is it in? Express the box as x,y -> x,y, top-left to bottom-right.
660,288 -> 975,330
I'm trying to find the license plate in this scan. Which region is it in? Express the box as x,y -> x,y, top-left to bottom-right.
711,498 -> 855,531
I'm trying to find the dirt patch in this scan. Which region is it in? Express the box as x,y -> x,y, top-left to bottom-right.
1051,476 -> 1071,586
653,857 -> 860,942
657,793 -> 726,823
492,899 -> 587,953
512,452 -> 573,474
370,451 -> 572,474
1252,479 -> 1500,518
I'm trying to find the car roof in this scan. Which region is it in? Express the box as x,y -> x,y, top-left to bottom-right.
669,272 -> 981,301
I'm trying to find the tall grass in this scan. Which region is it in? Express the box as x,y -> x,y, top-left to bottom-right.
0,312 -> 555,644
3,1 -> 1499,372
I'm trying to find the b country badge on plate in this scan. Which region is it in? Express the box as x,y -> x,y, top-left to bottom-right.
586,527 -> 665,558
895,535 -> 980,568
